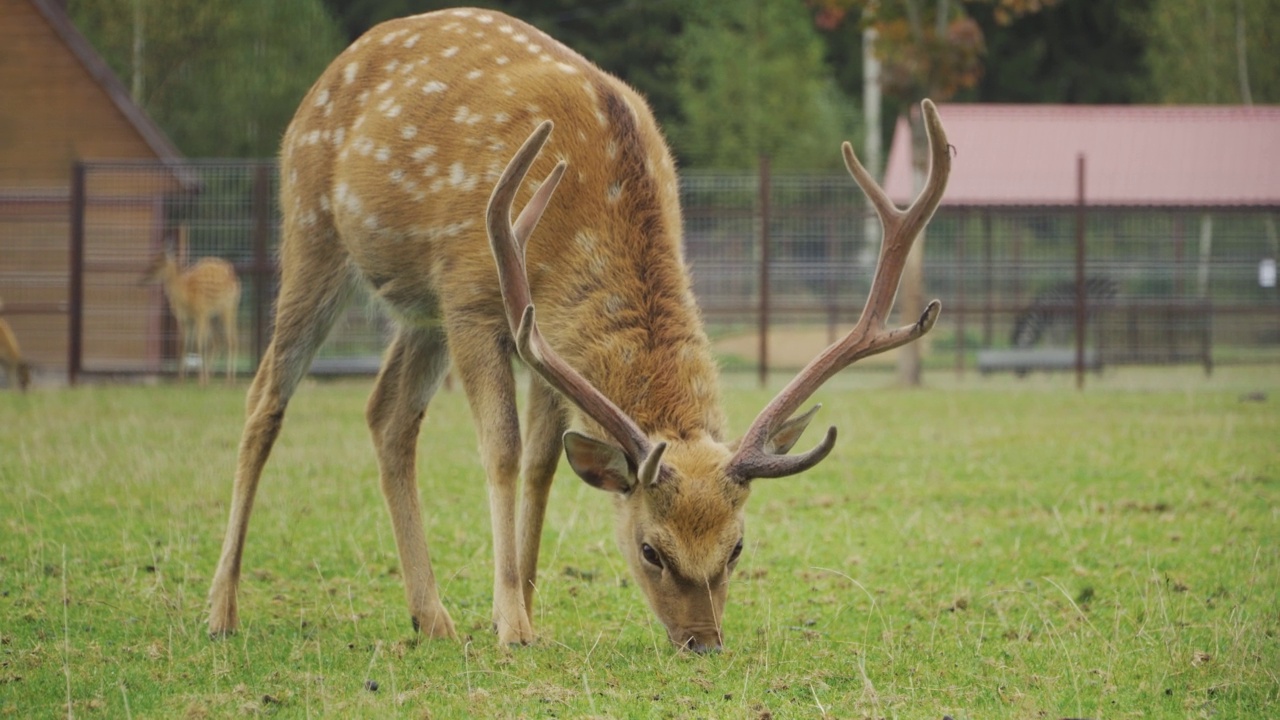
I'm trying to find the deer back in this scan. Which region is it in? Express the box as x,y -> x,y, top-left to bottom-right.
282,8 -> 724,440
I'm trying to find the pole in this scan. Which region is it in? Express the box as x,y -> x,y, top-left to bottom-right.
757,154 -> 771,388
68,162 -> 86,386
1074,154 -> 1087,390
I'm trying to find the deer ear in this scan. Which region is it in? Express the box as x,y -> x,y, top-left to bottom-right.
763,404 -> 821,455
563,431 -> 633,494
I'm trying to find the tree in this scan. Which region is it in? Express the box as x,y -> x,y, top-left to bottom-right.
671,0 -> 856,170
1143,0 -> 1280,104
70,0 -> 346,157
971,0 -> 1151,103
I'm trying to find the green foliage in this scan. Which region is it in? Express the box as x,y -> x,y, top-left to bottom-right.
671,0 -> 857,170
1,370 -> 1277,717
970,0 -> 1152,103
1143,0 -> 1280,104
69,0 -> 346,157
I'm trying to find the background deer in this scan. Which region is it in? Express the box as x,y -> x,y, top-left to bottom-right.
0,301 -> 32,392
207,8 -> 950,652
140,251 -> 241,385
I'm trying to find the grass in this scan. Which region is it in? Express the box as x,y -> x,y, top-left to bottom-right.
1,366 -> 1277,718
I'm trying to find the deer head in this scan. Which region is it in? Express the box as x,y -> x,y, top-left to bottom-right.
489,105 -> 951,651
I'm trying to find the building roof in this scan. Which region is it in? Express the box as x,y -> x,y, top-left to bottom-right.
883,103 -> 1280,207
29,0 -> 197,188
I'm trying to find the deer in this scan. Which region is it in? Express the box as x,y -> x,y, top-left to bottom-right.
0,302 -> 32,392
140,251 -> 242,385
207,8 -> 950,653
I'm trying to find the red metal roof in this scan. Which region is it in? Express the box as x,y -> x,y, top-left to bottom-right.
884,104 -> 1280,207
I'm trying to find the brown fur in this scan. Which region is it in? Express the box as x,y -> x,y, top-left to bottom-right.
207,8 -> 948,652
141,252 -> 242,385
0,312 -> 31,392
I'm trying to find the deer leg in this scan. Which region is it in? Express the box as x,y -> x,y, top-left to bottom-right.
450,327 -> 529,645
196,314 -> 212,386
207,250 -> 352,638
517,376 -> 567,623
365,323 -> 456,639
177,318 -> 189,383
224,306 -> 239,384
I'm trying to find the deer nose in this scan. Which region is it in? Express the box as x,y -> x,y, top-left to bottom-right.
682,635 -> 723,654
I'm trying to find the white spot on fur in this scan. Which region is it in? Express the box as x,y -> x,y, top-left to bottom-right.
477,13 -> 493,24
401,125 -> 418,140
412,145 -> 437,161
363,214 -> 379,230
607,181 -> 623,202
423,163 -> 439,177
557,62 -> 578,74
451,8 -> 474,17
385,60 -> 400,73
333,127 -> 345,145
495,55 -> 509,66
390,168 -> 405,183
526,43 -> 541,53
449,162 -> 466,186
403,33 -> 421,48
354,137 -> 374,156
441,46 -> 459,58
498,24 -> 513,34
313,88 -> 330,107
422,80 -> 447,95
606,140 -> 618,160
514,33 -> 527,43
343,62 -> 359,84
492,112 -> 510,124
376,80 -> 392,94
375,146 -> 391,163
467,69 -> 483,80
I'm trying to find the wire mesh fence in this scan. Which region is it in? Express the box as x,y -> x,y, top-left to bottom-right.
1,158 -> 1276,386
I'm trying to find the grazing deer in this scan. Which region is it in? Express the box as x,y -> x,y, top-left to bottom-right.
207,8 -> 950,652
140,251 -> 242,385
0,305 -> 32,392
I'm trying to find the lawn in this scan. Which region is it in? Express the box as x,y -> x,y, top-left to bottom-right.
1,366 -> 1277,718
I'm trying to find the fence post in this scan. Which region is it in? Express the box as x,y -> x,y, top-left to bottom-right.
251,163 -> 272,372
68,161 -> 86,386
1074,154 -> 1087,390
757,154 -> 771,388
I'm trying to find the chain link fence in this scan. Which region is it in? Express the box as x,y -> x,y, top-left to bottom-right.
1,158 -> 1276,386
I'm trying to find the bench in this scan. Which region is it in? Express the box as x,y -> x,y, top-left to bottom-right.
977,348 -> 1101,375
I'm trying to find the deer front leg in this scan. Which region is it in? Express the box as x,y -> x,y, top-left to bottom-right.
451,329 -> 532,646
366,324 -> 457,639
517,377 -> 567,623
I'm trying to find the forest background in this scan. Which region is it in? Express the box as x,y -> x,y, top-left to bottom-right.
66,0 -> 1279,170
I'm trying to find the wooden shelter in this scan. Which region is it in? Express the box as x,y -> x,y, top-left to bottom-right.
0,0 -> 194,376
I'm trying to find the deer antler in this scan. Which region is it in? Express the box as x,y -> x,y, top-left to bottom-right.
487,121 -> 656,469
729,99 -> 952,481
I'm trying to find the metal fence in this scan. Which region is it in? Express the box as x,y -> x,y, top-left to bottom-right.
1,158 -> 1276,385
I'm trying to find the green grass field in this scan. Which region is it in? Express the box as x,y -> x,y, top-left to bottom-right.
1,367 -> 1277,718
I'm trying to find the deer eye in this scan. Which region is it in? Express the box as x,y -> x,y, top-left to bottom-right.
640,543 -> 662,568
728,539 -> 744,564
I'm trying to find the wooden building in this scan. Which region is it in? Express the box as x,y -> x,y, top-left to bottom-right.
0,0 -> 194,379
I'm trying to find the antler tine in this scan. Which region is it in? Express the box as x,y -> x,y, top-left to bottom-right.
488,121 -> 653,466
729,99 -> 951,481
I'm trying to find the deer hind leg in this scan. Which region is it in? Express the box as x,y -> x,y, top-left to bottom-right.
224,303 -> 239,384
207,246 -> 353,638
449,325 -> 530,645
365,323 -> 456,639
517,377 -> 567,624
195,313 -> 213,386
